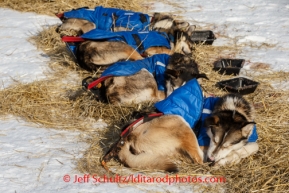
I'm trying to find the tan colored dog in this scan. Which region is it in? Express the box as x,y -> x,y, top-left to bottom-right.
103,52 -> 207,105
75,26 -> 195,72
76,40 -> 144,71
57,12 -> 190,36
57,18 -> 96,36
101,94 -> 258,172
104,69 -> 165,104
103,114 -> 203,173
150,12 -> 191,41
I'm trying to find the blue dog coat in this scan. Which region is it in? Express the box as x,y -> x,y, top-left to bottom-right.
101,54 -> 170,91
63,6 -> 150,31
153,80 -> 258,146
155,79 -> 204,128
80,29 -> 171,54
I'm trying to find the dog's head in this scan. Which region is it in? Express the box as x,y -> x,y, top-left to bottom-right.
150,13 -> 190,38
165,53 -> 208,96
173,25 -> 196,55
205,111 -> 256,163
150,12 -> 175,31
56,18 -> 96,36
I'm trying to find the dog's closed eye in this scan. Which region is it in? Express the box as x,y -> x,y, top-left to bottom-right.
222,142 -> 230,148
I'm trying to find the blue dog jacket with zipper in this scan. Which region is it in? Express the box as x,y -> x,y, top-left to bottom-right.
63,6 -> 150,31
101,54 -> 170,91
154,80 -> 258,146
80,29 -> 171,54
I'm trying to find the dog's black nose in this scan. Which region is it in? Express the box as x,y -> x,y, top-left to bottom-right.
55,25 -> 61,33
207,157 -> 215,163
208,161 -> 215,167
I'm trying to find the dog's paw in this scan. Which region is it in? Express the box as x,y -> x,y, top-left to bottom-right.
214,151 -> 242,166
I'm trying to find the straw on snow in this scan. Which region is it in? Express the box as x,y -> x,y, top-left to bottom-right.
0,1 -> 289,192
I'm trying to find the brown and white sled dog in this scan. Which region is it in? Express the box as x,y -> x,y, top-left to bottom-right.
103,115 -> 204,173
102,94 -> 258,172
56,18 -> 95,36
103,53 -> 207,105
57,12 -> 190,36
76,25 -> 196,72
104,69 -> 165,104
150,12 -> 190,42
205,94 -> 259,166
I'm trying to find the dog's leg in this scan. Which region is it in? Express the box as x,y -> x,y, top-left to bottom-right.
200,146 -> 209,162
156,90 -> 166,101
215,142 -> 259,166
125,47 -> 144,61
144,47 -> 172,56
118,136 -> 179,173
181,133 -> 204,164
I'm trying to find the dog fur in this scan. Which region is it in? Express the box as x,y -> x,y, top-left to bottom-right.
205,93 -> 259,166
150,12 -> 190,40
104,69 -> 165,104
103,52 -> 205,105
57,17 -> 148,36
57,18 -> 96,36
165,53 -> 208,96
75,26 -> 196,72
104,114 -> 203,172
102,94 -> 258,172
76,41 -> 144,71
57,12 -> 190,36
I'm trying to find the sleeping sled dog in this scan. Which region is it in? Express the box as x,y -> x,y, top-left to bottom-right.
75,25 -> 196,72
204,94 -> 259,166
91,53 -> 207,105
57,9 -> 189,37
102,93 -> 258,172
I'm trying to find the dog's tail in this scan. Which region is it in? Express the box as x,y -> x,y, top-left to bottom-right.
119,148 -> 179,173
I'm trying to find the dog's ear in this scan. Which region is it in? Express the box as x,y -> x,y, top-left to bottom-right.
187,25 -> 196,36
205,116 -> 222,143
152,12 -> 161,20
195,73 -> 209,80
165,69 -> 180,78
174,20 -> 190,31
240,121 -> 256,137
205,115 -> 220,127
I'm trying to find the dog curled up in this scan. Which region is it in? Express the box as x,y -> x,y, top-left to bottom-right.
56,6 -> 190,36
56,6 -> 151,35
89,53 -> 208,105
74,25 -> 196,72
201,93 -> 259,166
102,79 -> 205,172
101,83 -> 259,172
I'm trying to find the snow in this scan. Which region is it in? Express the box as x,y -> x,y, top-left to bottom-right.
156,0 -> 289,72
0,9 -> 59,89
0,0 -> 289,192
